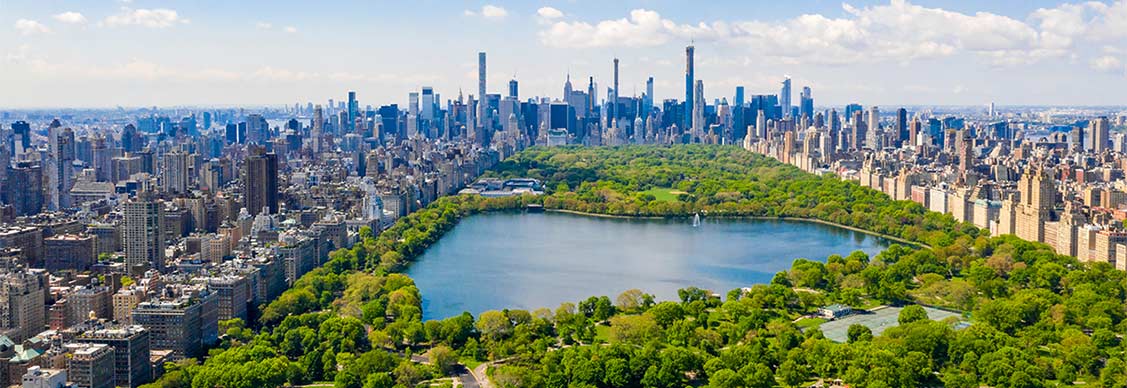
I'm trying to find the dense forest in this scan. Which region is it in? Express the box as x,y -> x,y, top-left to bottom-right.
143,145 -> 1127,388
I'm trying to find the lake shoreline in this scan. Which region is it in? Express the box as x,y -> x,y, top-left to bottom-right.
543,208 -> 924,248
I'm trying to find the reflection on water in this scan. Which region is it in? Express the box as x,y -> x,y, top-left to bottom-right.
407,211 -> 892,319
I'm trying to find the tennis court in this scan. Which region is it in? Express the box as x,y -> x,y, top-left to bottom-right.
818,305 -> 963,342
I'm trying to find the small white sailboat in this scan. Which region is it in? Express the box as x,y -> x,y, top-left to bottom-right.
692,212 -> 701,227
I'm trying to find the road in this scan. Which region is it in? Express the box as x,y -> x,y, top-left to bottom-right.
457,365 -> 481,388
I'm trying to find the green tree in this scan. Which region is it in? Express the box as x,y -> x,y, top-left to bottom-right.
847,324 -> 873,343
608,314 -> 661,345
898,305 -> 928,325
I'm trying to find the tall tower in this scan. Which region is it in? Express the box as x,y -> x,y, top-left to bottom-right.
347,91 -> 357,132
478,52 -> 487,128
123,193 -> 165,274
780,77 -> 792,118
692,80 -> 705,141
563,73 -> 572,100
684,45 -> 695,131
311,105 -> 323,153
244,145 -> 279,216
1093,116 -> 1110,153
162,151 -> 190,194
612,58 -> 619,123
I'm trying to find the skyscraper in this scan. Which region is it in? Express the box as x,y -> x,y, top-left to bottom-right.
611,57 -> 620,123
780,77 -> 792,118
0,269 -> 47,342
692,80 -> 705,141
244,145 -> 279,216
311,105 -> 323,153
508,79 -> 518,99
644,77 -> 654,118
478,52 -> 487,128
734,86 -> 745,107
799,86 -> 813,120
895,108 -> 908,145
421,87 -> 435,123
123,193 -> 165,274
347,91 -> 358,132
1093,116 -> 1110,153
162,151 -> 190,194
684,45 -> 694,131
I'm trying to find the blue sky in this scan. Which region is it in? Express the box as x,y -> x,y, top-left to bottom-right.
2,0 -> 1126,108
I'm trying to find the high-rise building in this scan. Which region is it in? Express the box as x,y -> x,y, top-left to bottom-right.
245,114 -> 267,145
508,79 -> 518,99
122,194 -> 165,274
347,90 -> 358,132
0,268 -> 47,342
131,290 -> 218,360
76,325 -> 152,388
478,52 -> 487,128
780,77 -> 792,118
611,57 -> 620,122
692,80 -> 705,141
684,45 -> 694,131
1016,165 -> 1055,243
1092,116 -> 1110,153
244,145 -> 278,216
8,162 -> 43,216
643,77 -> 654,119
161,151 -> 190,194
895,108 -> 908,145
311,105 -> 323,153
734,86 -> 745,107
421,87 -> 435,124
799,86 -> 813,120
67,343 -> 115,388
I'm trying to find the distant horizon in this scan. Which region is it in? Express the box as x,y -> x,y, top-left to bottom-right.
4,103 -> 1127,113
4,1 -> 1127,107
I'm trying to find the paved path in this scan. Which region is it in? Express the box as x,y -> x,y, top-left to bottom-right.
457,365 -> 481,388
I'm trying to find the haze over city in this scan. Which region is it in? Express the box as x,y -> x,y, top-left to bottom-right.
4,0 -> 1127,108
4,1 -> 1127,388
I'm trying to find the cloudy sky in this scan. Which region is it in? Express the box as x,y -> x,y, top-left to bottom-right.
3,0 -> 1126,109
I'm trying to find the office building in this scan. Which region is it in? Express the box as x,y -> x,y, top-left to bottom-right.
244,146 -> 279,215
131,290 -> 218,360
76,325 -> 151,388
122,195 -> 165,274
0,268 -> 46,342
67,343 -> 114,388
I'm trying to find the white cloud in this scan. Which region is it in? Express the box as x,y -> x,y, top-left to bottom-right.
537,7 -> 564,20
103,8 -> 187,28
284,26 -> 297,33
482,5 -> 508,19
465,5 -> 508,20
14,19 -> 50,35
255,22 -> 272,30
1090,55 -> 1124,73
536,0 -> 1127,67
53,12 -> 87,24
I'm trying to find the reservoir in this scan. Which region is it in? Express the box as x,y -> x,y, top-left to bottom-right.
408,211 -> 893,319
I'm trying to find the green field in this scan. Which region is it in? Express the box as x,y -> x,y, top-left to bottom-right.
641,187 -> 687,202
796,317 -> 828,329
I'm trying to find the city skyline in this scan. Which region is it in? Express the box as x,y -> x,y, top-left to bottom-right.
4,0 -> 1127,109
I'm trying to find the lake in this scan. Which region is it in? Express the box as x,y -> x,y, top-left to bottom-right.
407,211 -> 893,319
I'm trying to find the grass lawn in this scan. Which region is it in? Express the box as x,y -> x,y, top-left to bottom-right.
594,324 -> 612,342
460,357 -> 483,370
796,317 -> 827,329
642,188 -> 687,202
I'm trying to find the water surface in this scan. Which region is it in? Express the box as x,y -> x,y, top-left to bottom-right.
408,211 -> 892,319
